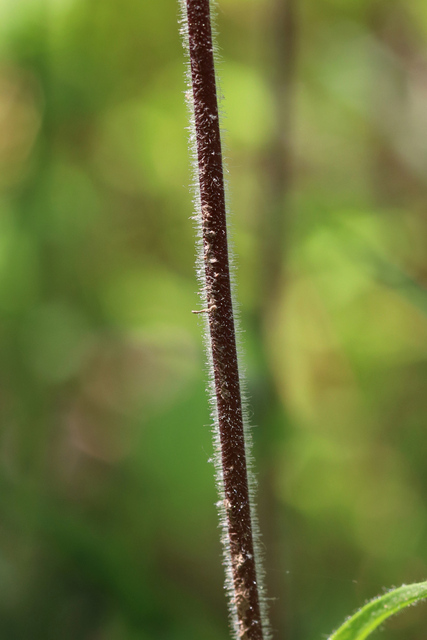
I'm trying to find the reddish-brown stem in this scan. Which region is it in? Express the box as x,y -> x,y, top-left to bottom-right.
184,1 -> 265,639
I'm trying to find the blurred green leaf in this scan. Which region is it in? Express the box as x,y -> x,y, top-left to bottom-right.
329,582 -> 427,640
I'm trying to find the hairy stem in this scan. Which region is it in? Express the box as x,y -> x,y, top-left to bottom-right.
182,1 -> 267,639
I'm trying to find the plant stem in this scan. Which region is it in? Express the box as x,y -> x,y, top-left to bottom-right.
183,1 -> 267,638
254,2 -> 297,636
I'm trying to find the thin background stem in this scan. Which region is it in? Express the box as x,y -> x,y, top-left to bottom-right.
182,1 -> 268,639
254,0 -> 297,637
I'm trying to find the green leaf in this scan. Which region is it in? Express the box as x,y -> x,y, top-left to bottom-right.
329,581 -> 427,640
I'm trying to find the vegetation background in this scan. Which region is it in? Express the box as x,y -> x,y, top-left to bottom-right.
1,0 -> 427,638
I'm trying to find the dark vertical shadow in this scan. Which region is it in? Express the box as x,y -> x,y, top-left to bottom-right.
249,0 -> 298,638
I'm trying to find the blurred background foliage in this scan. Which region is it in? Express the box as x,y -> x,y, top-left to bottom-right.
1,0 -> 427,638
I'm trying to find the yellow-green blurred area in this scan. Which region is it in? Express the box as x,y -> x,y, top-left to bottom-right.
1,0 -> 427,638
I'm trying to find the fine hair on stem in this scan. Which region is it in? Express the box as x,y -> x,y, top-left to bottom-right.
180,1 -> 270,639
